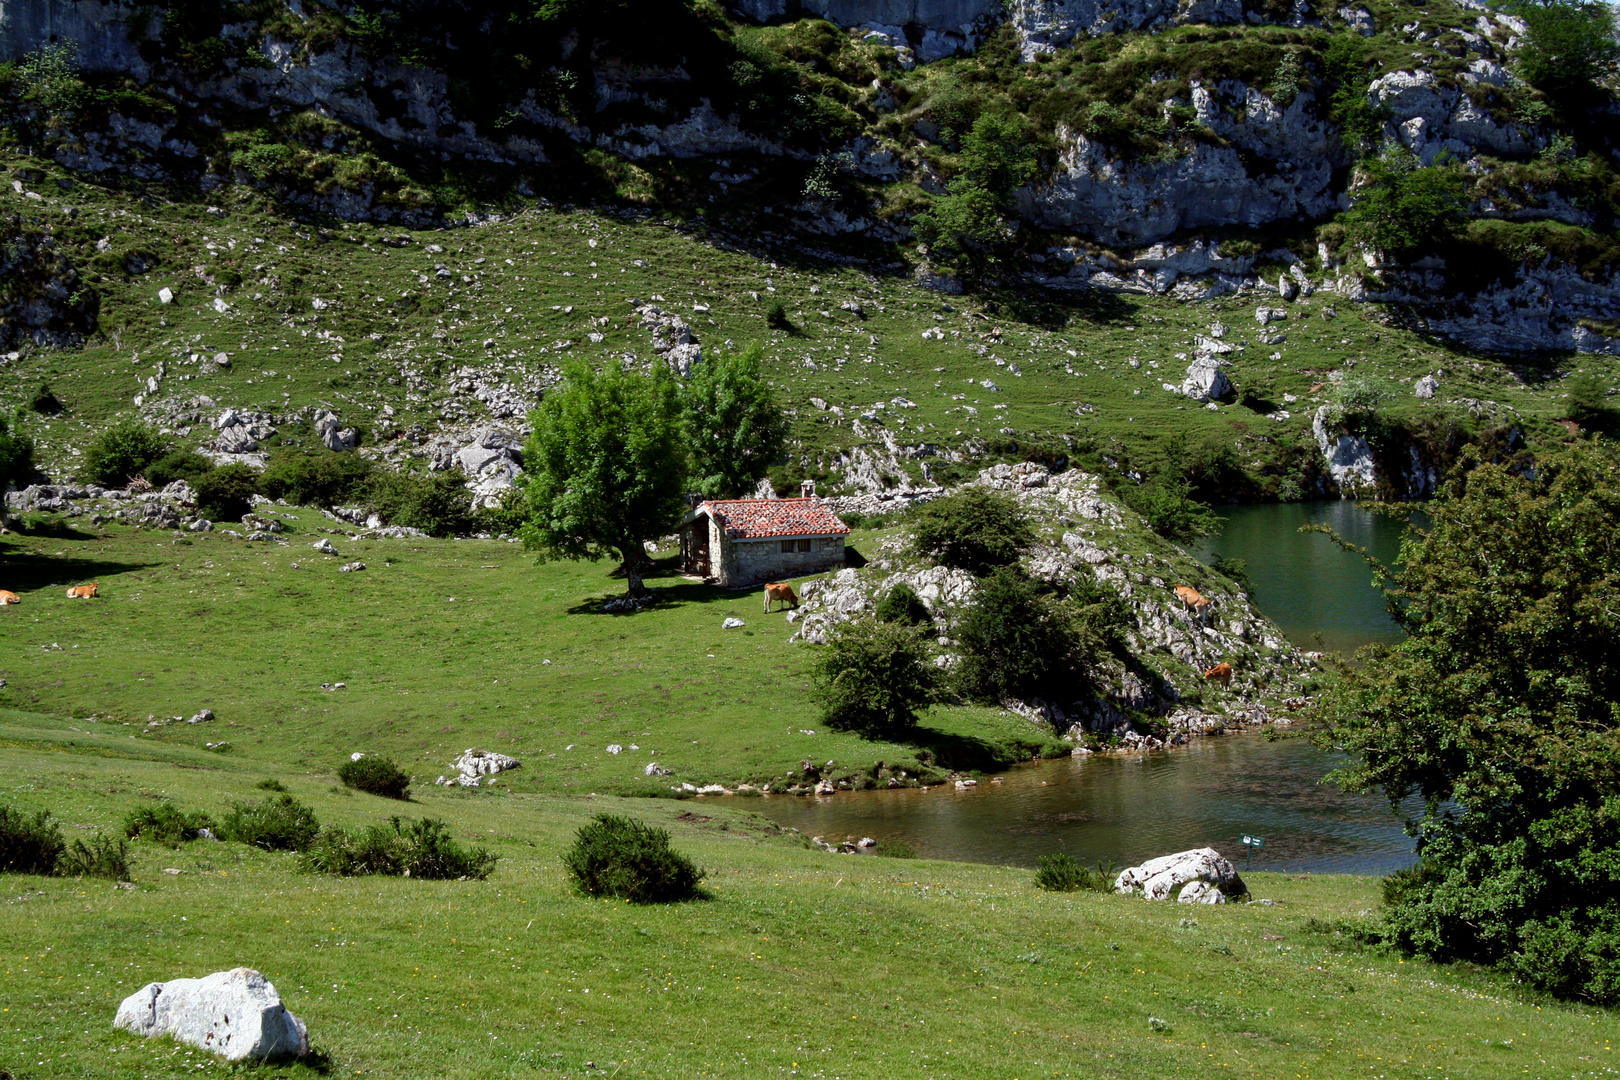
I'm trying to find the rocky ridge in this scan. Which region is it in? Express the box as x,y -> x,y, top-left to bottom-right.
790,462 -> 1313,749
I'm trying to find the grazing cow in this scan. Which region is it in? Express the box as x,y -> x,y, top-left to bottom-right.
65,583 -> 98,599
1173,585 -> 1211,622
764,582 -> 799,613
0,590 -> 19,605
1203,663 -> 1234,687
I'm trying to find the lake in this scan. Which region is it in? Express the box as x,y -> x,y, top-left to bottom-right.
752,502 -> 1419,875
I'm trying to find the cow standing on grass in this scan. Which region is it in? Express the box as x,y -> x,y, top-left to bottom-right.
764,582 -> 798,612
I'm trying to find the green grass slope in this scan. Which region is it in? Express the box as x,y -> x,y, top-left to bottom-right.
2,741 -> 1616,1079
0,155 -> 1593,497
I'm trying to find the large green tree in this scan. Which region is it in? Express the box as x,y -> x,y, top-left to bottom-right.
1511,0 -> 1620,104
679,343 -> 786,498
1314,444 -> 1620,1002
1340,148 -> 1467,259
519,361 -> 685,597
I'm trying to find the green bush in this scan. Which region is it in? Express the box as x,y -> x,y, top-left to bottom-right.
29,381 -> 62,415
909,489 -> 1035,574
0,806 -> 64,874
144,449 -> 214,489
765,300 -> 791,331
0,417 -> 35,495
1512,0 -> 1620,104
302,816 -> 497,880
810,617 -> 945,736
80,421 -> 169,487
1566,368 -> 1612,426
1034,853 -> 1116,892
123,802 -> 214,847
337,755 -> 411,800
259,449 -> 375,508
256,778 -> 288,792
57,834 -> 131,880
875,840 -> 917,859
219,794 -> 320,852
1340,149 -> 1467,258
365,470 -> 478,537
193,461 -> 260,521
563,814 -> 706,903
1211,556 -> 1254,596
1128,474 -> 1221,545
875,582 -> 931,626
956,568 -> 1081,703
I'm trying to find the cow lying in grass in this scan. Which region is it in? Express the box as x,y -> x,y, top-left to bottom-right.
0,590 -> 18,605
764,582 -> 798,612
66,583 -> 98,599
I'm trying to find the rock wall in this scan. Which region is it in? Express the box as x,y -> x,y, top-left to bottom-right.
0,0 -> 154,77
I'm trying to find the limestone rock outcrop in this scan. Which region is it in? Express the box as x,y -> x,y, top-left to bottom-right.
1114,847 -> 1246,902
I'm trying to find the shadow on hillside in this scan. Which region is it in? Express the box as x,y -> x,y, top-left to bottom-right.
566,579 -> 740,616
0,546 -> 158,594
898,725 -> 1039,773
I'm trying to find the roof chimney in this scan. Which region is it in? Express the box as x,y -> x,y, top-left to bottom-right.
800,479 -> 816,499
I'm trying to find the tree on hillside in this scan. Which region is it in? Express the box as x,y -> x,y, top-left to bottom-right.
914,112 -> 1040,264
0,417 -> 37,533
1313,444 -> 1620,1003
908,488 -> 1035,575
679,343 -> 787,498
79,421 -> 168,488
955,567 -> 1083,703
519,361 -> 685,597
1340,147 -> 1467,258
1509,0 -> 1620,104
809,618 -> 945,737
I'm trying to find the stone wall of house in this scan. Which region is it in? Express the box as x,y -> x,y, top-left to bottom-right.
719,535 -> 845,588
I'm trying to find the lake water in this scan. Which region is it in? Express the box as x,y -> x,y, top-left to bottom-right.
752,502 -> 1419,875
1192,501 -> 1412,656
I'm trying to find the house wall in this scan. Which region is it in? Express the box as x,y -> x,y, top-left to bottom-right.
717,535 -> 845,588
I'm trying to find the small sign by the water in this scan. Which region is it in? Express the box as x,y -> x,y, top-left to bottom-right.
1241,834 -> 1265,849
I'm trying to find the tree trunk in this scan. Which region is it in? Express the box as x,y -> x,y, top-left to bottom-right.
619,543 -> 647,597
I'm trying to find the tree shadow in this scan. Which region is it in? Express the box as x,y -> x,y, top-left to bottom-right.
0,546 -> 157,594
894,724 -> 1044,772
564,579 -> 746,616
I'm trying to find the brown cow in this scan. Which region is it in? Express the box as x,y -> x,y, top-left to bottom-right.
764,582 -> 799,612
0,589 -> 19,605
65,583 -> 99,599
1203,663 -> 1234,687
1173,585 -> 1211,622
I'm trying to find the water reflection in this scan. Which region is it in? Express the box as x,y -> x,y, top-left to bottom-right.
1192,501 -> 1413,655
754,734 -> 1416,876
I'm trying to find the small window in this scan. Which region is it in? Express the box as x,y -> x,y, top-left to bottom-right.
781,539 -> 795,554
797,538 -> 812,552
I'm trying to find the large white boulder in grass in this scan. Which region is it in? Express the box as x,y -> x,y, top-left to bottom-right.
114,968 -> 308,1061
1114,847 -> 1246,903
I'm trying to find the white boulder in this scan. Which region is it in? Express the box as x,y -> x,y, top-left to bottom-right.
113,968 -> 308,1062
1114,847 -> 1246,902
434,747 -> 521,787
1180,355 -> 1234,402
1415,374 -> 1439,399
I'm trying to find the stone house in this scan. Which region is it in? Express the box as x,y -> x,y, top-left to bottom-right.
678,486 -> 850,588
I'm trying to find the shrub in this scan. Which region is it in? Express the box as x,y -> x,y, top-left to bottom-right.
875,582 -> 931,626
1566,368 -> 1612,426
765,300 -> 791,330
1128,474 -> 1221,545
57,834 -> 131,880
123,802 -> 214,846
29,381 -> 62,415
1068,573 -> 1134,648
875,840 -> 917,859
0,806 -> 64,874
193,462 -> 260,521
80,421 -> 169,487
1512,0 -> 1620,104
1211,556 -> 1254,596
365,470 -> 477,537
302,816 -> 496,880
260,450 -> 375,507
337,755 -> 411,800
218,794 -> 320,851
1341,148 -> 1467,258
908,489 -> 1035,574
1034,853 -> 1116,892
810,618 -> 945,736
563,814 -> 706,903
256,778 -> 288,792
0,417 -> 35,496
144,449 -> 214,489
956,568 -> 1083,703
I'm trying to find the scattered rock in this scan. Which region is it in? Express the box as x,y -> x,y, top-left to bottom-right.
644,761 -> 670,777
186,709 -> 214,725
1114,847 -> 1246,903
434,747 -> 522,787
312,539 -> 338,556
721,617 -> 745,629
606,744 -> 623,755
1415,374 -> 1439,399
338,561 -> 366,573
113,968 -> 308,1062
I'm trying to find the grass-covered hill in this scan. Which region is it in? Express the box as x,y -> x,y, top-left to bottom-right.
4,717 -> 1620,1079
0,162 -> 1596,504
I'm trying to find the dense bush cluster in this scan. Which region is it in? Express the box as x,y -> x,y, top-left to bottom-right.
1033,853 -> 1116,893
908,489 -> 1034,575
302,816 -> 497,880
219,794 -> 322,852
1,805 -> 127,879
338,755 -> 412,800
124,802 -> 214,846
810,618 -> 945,736
563,814 -> 706,903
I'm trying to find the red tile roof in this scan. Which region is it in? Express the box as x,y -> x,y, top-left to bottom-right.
697,498 -> 850,540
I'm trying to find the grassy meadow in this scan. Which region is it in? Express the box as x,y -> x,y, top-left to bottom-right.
3,739 -> 1618,1080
